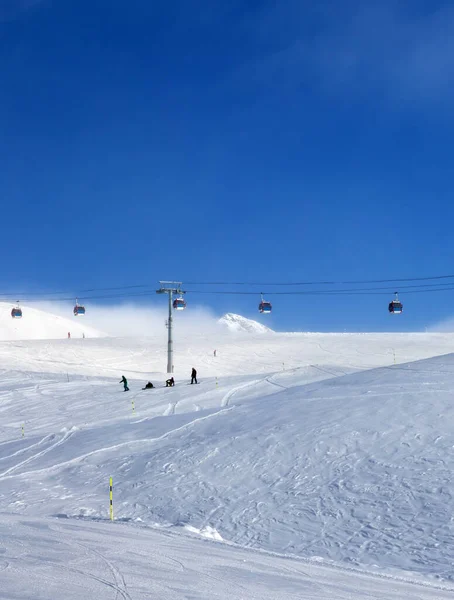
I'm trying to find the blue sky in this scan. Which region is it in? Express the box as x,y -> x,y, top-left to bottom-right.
1,0 -> 454,332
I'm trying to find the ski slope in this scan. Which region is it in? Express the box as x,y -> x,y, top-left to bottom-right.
1,322 -> 454,598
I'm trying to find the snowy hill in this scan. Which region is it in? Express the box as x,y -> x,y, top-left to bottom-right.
218,312 -> 273,333
0,302 -> 105,340
1,331 -> 454,597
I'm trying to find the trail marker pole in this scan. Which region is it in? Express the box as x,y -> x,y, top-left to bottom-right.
167,291 -> 173,374
109,477 -> 113,521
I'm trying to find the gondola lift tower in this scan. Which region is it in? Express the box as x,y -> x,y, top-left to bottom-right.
156,281 -> 186,373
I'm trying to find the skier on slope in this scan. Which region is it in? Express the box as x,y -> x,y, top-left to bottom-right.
191,368 -> 197,384
119,375 -> 129,391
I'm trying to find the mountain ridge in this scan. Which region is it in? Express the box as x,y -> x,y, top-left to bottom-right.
217,312 -> 273,334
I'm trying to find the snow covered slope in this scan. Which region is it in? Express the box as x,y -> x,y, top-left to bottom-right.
0,302 -> 105,340
1,332 -> 454,598
2,513 -> 453,600
218,312 -> 273,333
0,329 -> 451,378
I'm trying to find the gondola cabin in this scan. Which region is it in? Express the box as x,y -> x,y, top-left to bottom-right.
11,307 -> 22,319
74,304 -> 86,316
388,301 -> 403,314
259,300 -> 272,314
388,293 -> 403,314
173,297 -> 186,311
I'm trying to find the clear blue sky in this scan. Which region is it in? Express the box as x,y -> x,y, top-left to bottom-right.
1,0 -> 453,332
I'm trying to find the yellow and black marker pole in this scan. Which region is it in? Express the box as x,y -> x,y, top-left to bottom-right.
109,477 -> 113,521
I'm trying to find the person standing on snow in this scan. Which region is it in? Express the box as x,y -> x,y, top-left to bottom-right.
191,368 -> 197,384
120,375 -> 129,391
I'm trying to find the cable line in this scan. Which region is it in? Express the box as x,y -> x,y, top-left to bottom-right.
0,284 -> 153,297
4,282 -> 454,303
185,274 -> 454,286
3,273 -> 454,300
185,286 -> 454,296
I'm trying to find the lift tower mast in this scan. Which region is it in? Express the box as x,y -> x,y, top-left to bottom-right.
156,281 -> 185,374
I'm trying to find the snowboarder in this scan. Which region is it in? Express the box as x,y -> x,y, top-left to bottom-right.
120,375 -> 129,391
165,377 -> 175,387
213,349 -> 217,357
191,368 -> 197,384
68,332 -> 71,339
142,382 -> 154,390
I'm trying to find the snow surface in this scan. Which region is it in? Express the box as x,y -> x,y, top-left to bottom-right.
1,316 -> 454,598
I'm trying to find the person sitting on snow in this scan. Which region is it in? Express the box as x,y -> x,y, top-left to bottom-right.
142,382 -> 154,390
165,377 -> 175,387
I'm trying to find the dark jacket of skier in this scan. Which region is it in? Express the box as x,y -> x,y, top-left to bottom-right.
120,375 -> 129,391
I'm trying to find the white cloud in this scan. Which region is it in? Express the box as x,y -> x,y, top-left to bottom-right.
427,316 -> 454,332
235,2 -> 454,109
32,301 -> 221,338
